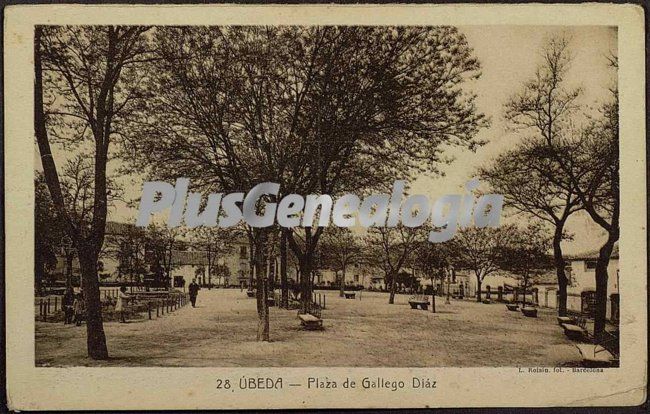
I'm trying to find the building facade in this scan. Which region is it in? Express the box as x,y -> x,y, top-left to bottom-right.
565,244 -> 619,320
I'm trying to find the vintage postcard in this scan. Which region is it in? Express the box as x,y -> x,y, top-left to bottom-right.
4,3 -> 646,410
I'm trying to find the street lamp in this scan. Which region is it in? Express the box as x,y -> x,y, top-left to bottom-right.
61,235 -> 74,289
446,265 -> 453,304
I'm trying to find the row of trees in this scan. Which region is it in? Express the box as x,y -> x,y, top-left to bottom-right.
294,36 -> 619,334
36,186 -> 237,291
478,36 -> 618,341
36,26 -> 616,358
318,223 -> 553,308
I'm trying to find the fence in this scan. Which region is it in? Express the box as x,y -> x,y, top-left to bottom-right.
564,292 -> 619,322
141,292 -> 190,321
533,290 -> 619,322
36,291 -> 189,322
312,291 -> 327,310
269,289 -> 328,311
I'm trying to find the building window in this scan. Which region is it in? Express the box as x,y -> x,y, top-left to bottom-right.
354,275 -> 359,283
239,246 -> 247,259
585,260 -> 597,271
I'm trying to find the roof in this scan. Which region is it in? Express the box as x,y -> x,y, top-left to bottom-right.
105,221 -> 139,235
566,243 -> 619,261
171,250 -> 211,266
481,269 -> 556,285
532,272 -> 558,285
105,221 -> 249,245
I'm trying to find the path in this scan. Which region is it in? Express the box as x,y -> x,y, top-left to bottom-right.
36,289 -> 581,367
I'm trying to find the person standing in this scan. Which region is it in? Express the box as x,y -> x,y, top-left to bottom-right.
62,287 -> 74,324
188,279 -> 200,307
73,291 -> 85,326
115,285 -> 130,323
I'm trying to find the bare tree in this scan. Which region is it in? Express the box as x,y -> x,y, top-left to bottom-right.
478,141 -> 582,315
450,226 -> 515,302
418,241 -> 451,312
126,26 -> 486,334
320,227 -> 363,297
146,223 -> 183,289
35,173 -> 65,295
499,222 -> 554,306
191,227 -> 238,287
505,36 -> 618,339
366,226 -> 426,304
113,225 -> 148,287
35,26 -> 150,358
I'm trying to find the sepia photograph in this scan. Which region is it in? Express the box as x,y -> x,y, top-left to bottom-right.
4,3 -> 646,410
33,23 -> 621,368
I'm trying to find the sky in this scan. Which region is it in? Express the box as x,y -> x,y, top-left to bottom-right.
409,25 -> 617,254
36,25 -> 617,254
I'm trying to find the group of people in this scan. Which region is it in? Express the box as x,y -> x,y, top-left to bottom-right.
62,285 -> 132,325
60,279 -> 201,326
61,287 -> 85,326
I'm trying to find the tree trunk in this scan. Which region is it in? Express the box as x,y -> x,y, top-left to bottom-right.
78,248 -> 109,359
166,247 -> 173,291
388,272 -> 397,304
248,238 -> 255,290
593,236 -> 617,341
476,275 -> 482,302
285,228 -> 322,314
299,257 -> 313,314
552,226 -> 568,316
430,276 -> 436,313
256,275 -> 270,341
35,246 -> 44,296
254,234 -> 269,341
35,27 -> 108,359
339,266 -> 346,298
446,271 -> 451,304
280,230 -> 288,308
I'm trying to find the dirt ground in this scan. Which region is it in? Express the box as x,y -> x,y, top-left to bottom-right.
35,289 -> 581,367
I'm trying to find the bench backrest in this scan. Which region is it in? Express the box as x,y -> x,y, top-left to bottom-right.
575,316 -> 588,329
297,307 -> 322,319
598,331 -> 620,358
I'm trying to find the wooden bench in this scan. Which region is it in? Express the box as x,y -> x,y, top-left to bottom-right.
267,296 -> 276,306
561,316 -> 589,341
575,344 -> 615,367
506,303 -> 519,311
521,307 -> 537,317
246,289 -> 255,298
557,316 -> 575,325
482,299 -> 492,304
343,291 -> 356,299
408,296 -> 429,310
298,313 -> 323,330
578,329 -> 620,367
601,330 -> 620,366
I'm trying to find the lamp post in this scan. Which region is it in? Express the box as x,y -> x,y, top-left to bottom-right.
446,265 -> 453,304
62,236 -> 74,289
411,259 -> 417,294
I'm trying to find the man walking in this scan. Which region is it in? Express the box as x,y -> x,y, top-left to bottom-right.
188,279 -> 200,307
